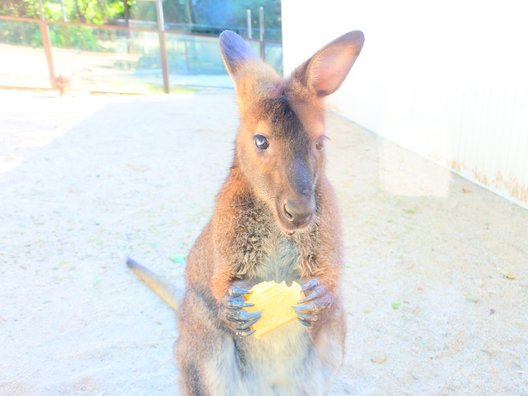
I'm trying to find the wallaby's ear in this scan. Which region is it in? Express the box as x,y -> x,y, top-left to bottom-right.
294,30 -> 364,97
219,30 -> 259,81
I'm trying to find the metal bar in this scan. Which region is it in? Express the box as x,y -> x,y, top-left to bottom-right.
0,15 -> 157,33
48,19 -> 158,33
259,7 -> 265,60
183,39 -> 190,74
0,15 -> 283,44
246,9 -> 252,39
0,15 -> 151,32
155,0 -> 170,93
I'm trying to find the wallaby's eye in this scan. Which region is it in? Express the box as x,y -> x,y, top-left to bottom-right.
254,134 -> 269,150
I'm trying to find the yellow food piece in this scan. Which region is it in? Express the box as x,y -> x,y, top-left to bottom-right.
245,280 -> 303,339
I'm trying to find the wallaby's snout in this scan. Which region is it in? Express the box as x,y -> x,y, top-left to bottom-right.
273,151 -> 318,233
282,195 -> 315,229
280,157 -> 316,231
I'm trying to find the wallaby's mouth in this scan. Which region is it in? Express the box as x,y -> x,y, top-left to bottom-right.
277,216 -> 313,236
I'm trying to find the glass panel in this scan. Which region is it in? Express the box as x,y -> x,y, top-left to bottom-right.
48,24 -> 163,94
165,32 -> 232,91
0,15 -> 282,93
164,33 -> 282,91
0,20 -> 50,89
264,41 -> 283,75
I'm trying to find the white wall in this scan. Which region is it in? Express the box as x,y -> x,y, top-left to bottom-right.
282,0 -> 528,208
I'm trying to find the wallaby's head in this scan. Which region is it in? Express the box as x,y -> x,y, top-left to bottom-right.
220,30 -> 364,235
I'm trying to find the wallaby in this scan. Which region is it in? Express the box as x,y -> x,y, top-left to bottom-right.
54,74 -> 70,96
128,29 -> 364,395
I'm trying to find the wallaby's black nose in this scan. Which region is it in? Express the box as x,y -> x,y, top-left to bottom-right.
283,199 -> 314,228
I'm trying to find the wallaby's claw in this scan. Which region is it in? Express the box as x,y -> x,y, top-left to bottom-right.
294,310 -> 318,322
298,318 -> 313,328
293,302 -> 318,313
235,315 -> 260,331
226,309 -> 261,323
226,296 -> 254,309
220,282 -> 261,337
294,277 -> 334,326
228,286 -> 251,297
235,328 -> 256,337
221,307 -> 261,336
298,284 -> 326,303
293,302 -> 319,326
301,278 -> 320,292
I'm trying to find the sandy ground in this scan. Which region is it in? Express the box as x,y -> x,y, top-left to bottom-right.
0,90 -> 527,395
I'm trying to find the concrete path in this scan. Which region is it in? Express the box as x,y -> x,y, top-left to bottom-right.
1,90 -> 527,394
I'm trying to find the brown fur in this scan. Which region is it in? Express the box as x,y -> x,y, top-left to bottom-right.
54,74 -> 70,96
169,30 -> 363,394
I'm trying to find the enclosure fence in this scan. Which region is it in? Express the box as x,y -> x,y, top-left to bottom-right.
0,1 -> 282,94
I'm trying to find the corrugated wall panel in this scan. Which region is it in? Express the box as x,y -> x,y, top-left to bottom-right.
282,0 -> 528,208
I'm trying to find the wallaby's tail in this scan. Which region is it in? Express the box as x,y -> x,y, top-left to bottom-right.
126,257 -> 183,311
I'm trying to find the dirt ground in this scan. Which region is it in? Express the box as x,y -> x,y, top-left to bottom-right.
0,90 -> 527,395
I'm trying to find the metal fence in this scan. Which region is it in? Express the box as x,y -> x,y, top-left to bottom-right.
0,1 -> 282,94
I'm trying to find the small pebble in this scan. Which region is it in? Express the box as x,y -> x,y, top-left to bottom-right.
371,354 -> 387,364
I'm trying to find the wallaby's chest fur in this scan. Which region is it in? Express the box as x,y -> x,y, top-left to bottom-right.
221,188 -> 307,281
254,234 -> 301,283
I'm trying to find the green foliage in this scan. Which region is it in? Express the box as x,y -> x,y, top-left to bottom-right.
0,0 -> 282,38
0,0 -> 131,24
49,25 -> 100,50
0,0 -> 282,50
0,19 -> 42,47
0,0 -> 39,18
0,0 -> 130,49
0,20 -> 102,50
226,0 -> 281,39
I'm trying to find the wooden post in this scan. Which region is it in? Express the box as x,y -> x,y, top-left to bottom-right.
155,0 -> 170,93
38,0 -> 56,88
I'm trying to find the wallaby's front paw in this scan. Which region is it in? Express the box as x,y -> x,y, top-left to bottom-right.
219,283 -> 261,337
293,277 -> 335,327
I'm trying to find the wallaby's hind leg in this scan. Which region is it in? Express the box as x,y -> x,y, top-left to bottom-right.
175,288 -> 240,395
178,362 -> 208,396
306,307 -> 347,394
